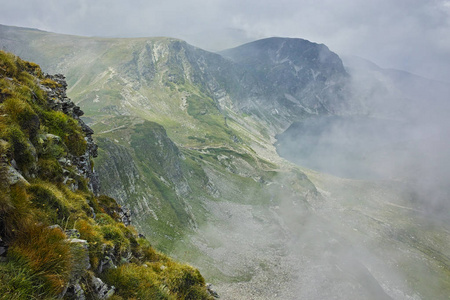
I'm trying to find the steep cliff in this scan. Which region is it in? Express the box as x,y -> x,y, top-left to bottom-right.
2,26 -> 449,299
220,37 -> 355,127
0,51 -> 214,299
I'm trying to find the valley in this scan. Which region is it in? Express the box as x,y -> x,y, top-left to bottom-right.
1,24 -> 449,299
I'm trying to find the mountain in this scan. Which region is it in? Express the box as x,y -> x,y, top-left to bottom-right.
342,54 -> 450,120
1,24 -> 449,299
277,55 -> 450,221
0,51 -> 214,299
220,37 -> 355,119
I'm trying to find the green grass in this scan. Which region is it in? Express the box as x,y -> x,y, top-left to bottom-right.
0,51 -> 213,299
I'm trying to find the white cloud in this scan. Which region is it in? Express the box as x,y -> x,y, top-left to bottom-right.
1,0 -> 449,80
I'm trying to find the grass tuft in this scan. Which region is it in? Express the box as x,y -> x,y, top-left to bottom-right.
7,224 -> 73,296
0,50 -> 213,300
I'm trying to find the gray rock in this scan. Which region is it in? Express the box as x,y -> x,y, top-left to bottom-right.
64,283 -> 86,300
44,73 -> 100,195
45,133 -> 61,142
119,207 -> 132,226
6,166 -> 29,185
65,229 -> 81,239
97,255 -> 116,274
59,238 -> 90,299
91,276 -> 115,299
207,283 -> 220,298
48,224 -> 63,232
0,238 -> 8,257
90,206 -> 96,219
10,159 -> 18,170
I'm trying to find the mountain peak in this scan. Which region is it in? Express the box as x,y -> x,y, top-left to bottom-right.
218,36 -> 351,120
220,36 -> 339,68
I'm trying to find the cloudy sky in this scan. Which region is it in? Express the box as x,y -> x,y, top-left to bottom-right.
1,0 -> 449,80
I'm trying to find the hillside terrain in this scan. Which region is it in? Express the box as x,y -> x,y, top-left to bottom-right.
1,24 -> 449,299
0,51 -> 214,299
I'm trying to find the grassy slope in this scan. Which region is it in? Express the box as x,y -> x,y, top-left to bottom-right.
1,26 -> 449,298
304,168 -> 450,299
0,51 -> 213,299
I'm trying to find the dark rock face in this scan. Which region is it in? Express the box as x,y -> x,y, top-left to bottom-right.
119,206 -> 132,226
44,74 -> 100,194
220,37 -> 355,128
64,283 -> 86,300
131,121 -> 191,197
0,237 -> 7,259
95,138 -> 141,204
206,283 -> 220,298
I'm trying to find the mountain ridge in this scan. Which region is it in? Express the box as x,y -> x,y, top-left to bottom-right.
1,24 -> 449,299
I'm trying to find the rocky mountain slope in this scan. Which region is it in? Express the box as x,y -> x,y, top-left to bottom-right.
220,37 -> 356,123
0,51 -> 214,299
1,24 -> 449,299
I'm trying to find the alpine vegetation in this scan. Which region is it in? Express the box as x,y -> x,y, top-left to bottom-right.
1,24 -> 449,299
0,51 -> 214,299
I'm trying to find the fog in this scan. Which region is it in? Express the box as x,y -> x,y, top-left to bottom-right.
182,52 -> 450,299
276,56 -> 450,221
1,0 -> 450,80
2,1 -> 449,297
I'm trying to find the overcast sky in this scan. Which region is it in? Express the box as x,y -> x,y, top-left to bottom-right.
1,0 -> 449,80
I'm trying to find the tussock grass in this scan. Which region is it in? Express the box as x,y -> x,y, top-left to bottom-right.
8,224 -> 73,296
1,183 -> 35,241
0,261 -> 43,300
0,50 -> 213,300
42,110 -> 87,156
40,78 -> 60,89
105,261 -> 212,300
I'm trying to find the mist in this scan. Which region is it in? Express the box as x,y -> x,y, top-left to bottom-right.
2,0 -> 450,80
179,50 -> 450,299
2,1 -> 449,296
276,56 -> 450,221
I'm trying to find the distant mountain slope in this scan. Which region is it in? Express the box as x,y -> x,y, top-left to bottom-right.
221,37 -> 352,115
218,37 -> 363,134
342,55 -> 450,120
1,24 -> 450,299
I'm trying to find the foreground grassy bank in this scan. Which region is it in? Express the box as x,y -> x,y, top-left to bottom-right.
0,50 -> 213,299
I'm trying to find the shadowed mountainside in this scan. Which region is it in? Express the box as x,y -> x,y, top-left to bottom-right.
1,25 -> 449,299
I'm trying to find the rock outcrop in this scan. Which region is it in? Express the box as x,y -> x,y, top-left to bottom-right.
0,51 -> 213,299
43,74 -> 100,194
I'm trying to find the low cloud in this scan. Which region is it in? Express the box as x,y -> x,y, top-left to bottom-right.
1,0 -> 450,79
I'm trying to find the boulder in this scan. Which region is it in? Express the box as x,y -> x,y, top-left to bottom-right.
91,276 -> 115,299
6,166 -> 29,185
